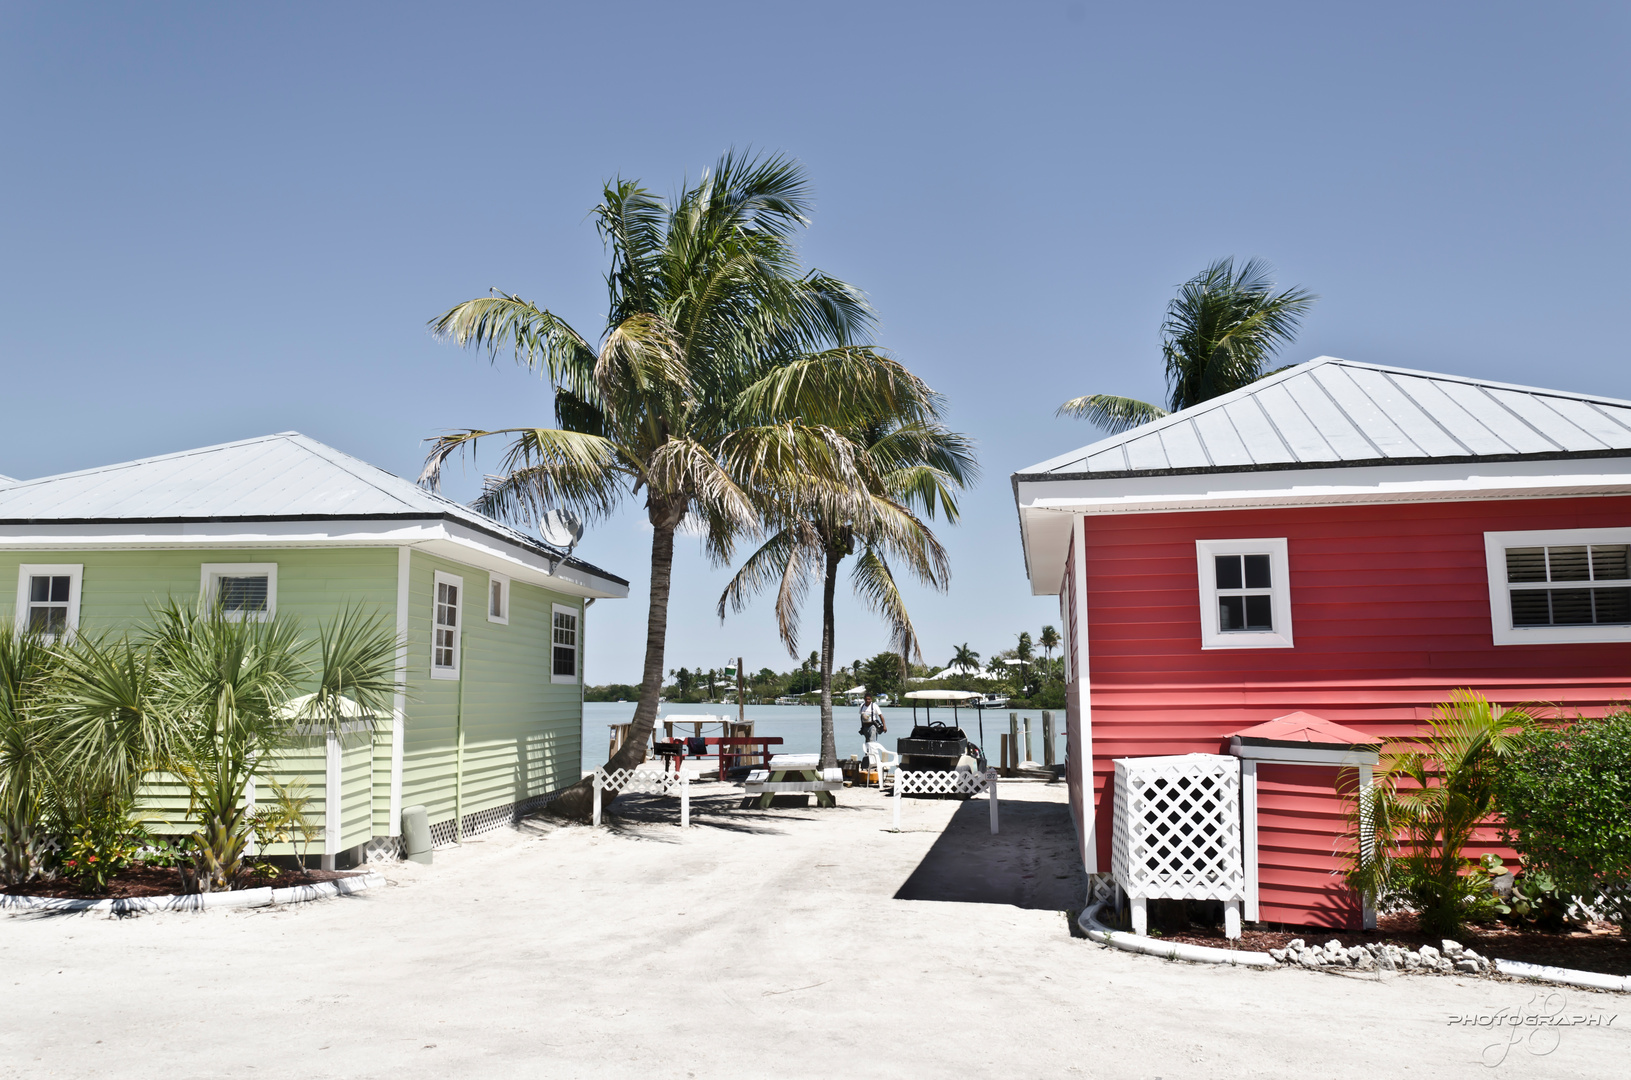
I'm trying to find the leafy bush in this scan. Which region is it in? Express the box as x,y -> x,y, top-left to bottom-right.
1347,689 -> 1529,937
1494,711 -> 1631,931
60,801 -> 147,893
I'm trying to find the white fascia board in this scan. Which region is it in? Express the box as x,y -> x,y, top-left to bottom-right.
1015,456 -> 1631,593
0,518 -> 628,600
1229,741 -> 1380,766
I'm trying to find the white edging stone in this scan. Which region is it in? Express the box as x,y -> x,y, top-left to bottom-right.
1496,958 -> 1631,994
1078,900 -> 1278,968
0,871 -> 383,915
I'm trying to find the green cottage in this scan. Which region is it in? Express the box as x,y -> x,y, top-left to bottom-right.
0,432 -> 627,864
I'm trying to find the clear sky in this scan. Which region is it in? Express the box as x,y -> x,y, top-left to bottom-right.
2,2 -> 1627,683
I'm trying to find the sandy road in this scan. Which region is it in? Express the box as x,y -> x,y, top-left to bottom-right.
2,782 -> 1625,1079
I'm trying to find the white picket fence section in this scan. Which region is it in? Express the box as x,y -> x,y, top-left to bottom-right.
892,768 -> 999,833
592,767 -> 691,828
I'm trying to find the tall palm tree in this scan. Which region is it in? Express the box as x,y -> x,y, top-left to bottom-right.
1058,257 -> 1317,433
425,152 -> 920,817
950,643 -> 980,674
719,411 -> 976,767
1038,625 -> 1059,679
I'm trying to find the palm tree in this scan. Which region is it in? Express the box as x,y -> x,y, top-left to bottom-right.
425,151 -> 920,817
719,411 -> 976,767
1039,625 -> 1059,679
950,643 -> 980,675
1058,258 -> 1317,433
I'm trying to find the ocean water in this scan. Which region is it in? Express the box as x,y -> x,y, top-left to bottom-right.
581,700 -> 1062,773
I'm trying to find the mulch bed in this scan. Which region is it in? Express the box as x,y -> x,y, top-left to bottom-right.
1147,911 -> 1631,977
2,865 -> 361,901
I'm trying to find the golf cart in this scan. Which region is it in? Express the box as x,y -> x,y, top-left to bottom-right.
898,689 -> 985,772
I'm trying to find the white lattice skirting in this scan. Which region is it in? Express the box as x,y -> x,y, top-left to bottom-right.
892,768 -> 1000,833
592,767 -> 691,827
1110,753 -> 1245,938
423,788 -> 565,849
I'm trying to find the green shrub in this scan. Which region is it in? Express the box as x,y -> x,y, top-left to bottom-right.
59,800 -> 147,894
1494,711 -> 1631,932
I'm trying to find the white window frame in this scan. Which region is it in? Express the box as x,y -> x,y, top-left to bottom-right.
551,602 -> 579,685
15,564 -> 83,640
431,571 -> 464,680
1484,528 -> 1631,645
199,563 -> 278,622
487,572 -> 510,625
1195,538 -> 1294,650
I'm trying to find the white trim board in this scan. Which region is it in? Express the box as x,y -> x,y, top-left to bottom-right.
1195,538 -> 1294,650
1483,527 -> 1631,645
13,563 -> 82,639
199,562 -> 277,621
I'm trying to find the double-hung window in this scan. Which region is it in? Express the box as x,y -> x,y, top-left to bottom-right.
200,563 -> 277,621
552,604 -> 579,683
1485,529 -> 1631,645
1195,539 -> 1294,649
432,571 -> 463,679
15,564 -> 82,640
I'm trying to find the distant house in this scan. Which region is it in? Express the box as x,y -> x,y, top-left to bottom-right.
1013,358 -> 1631,928
0,432 -> 627,863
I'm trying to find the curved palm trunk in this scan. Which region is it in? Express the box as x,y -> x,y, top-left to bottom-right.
548,520 -> 678,821
818,544 -> 842,769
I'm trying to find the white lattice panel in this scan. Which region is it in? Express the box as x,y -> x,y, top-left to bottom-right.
895,768 -> 994,795
595,767 -> 678,796
1111,754 -> 1243,902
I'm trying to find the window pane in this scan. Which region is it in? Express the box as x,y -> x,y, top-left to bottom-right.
1244,595 -> 1274,630
553,644 -> 576,677
1243,554 -> 1271,590
1506,548 -> 1546,583
1592,588 -> 1631,624
1591,545 -> 1630,581
1218,595 -> 1245,631
49,576 -> 70,603
217,575 -> 268,612
490,581 -> 503,618
29,576 -> 51,603
1547,547 -> 1590,582
1215,555 -> 1243,590
1550,588 -> 1593,625
1510,590 -> 1550,626
27,606 -> 66,635
553,611 -> 577,646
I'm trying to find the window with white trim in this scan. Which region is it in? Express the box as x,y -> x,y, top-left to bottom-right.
1485,529 -> 1631,645
15,564 -> 82,640
432,571 -> 463,679
200,563 -> 277,621
1195,538 -> 1294,649
551,603 -> 579,683
487,573 -> 510,625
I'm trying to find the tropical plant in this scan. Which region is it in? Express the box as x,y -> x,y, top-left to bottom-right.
718,408 -> 975,766
1039,625 -> 1060,678
1493,711 -> 1631,932
949,643 -> 980,674
424,151 -> 920,816
60,798 -> 148,894
861,651 -> 905,701
0,626 -> 60,884
271,778 -> 321,873
1058,257 -> 1317,432
1346,690 -> 1530,936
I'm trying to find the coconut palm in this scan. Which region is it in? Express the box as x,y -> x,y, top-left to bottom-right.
425,151 -> 921,817
1058,257 -> 1317,433
0,626 -> 60,884
950,643 -> 980,674
718,411 -> 977,767
1039,625 -> 1060,679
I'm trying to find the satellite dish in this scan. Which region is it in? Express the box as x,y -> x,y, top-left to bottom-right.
540,508 -> 584,561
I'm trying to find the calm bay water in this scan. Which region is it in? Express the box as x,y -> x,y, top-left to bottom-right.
581,700 -> 1060,773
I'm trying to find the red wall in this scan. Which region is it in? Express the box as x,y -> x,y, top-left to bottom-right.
1256,763 -> 1363,929
1082,495 -> 1631,879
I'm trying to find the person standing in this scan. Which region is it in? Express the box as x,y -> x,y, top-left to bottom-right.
859,692 -> 886,761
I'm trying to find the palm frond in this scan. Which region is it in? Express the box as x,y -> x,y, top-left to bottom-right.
1055,394 -> 1168,432
851,548 -> 922,662
427,294 -> 598,397
420,428 -> 630,525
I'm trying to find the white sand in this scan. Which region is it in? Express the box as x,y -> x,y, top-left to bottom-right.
2,781 -> 1626,1079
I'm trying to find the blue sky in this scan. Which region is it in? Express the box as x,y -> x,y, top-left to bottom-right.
2,2 -> 1627,682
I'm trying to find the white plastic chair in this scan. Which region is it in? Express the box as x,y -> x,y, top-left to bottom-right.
864,741 -> 900,789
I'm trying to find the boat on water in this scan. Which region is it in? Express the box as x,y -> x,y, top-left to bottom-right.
973,693 -> 1009,709
773,695 -> 801,706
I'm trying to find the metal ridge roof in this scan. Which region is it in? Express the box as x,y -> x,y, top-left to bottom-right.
1014,357 -> 1631,482
0,432 -> 627,586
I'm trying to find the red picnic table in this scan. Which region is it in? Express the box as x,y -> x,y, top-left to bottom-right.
653,735 -> 783,779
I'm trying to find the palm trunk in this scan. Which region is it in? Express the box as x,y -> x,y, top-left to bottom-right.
547,518 -> 678,821
818,544 -> 841,769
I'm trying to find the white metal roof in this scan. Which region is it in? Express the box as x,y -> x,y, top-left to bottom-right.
0,432 -> 627,590
1017,357 -> 1631,479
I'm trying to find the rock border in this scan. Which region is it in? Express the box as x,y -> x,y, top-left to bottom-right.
1078,900 -> 1631,994
0,871 -> 383,915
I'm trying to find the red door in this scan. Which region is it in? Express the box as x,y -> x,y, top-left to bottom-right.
1256,763 -> 1363,929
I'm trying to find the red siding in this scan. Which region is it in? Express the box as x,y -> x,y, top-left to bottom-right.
1256,764 -> 1362,929
1083,495 -> 1631,872
1063,532 -> 1085,866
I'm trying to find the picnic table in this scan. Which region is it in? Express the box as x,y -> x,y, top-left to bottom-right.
743,753 -> 843,808
652,735 -> 783,779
